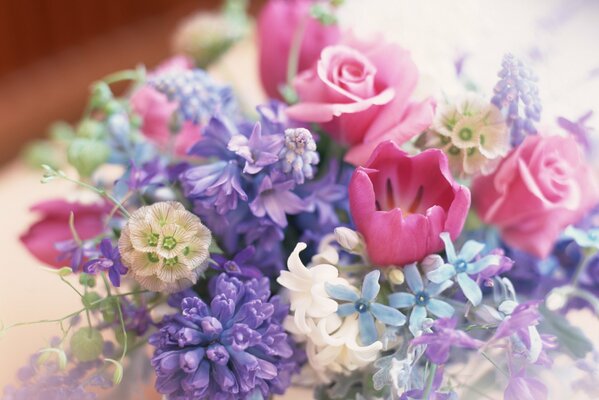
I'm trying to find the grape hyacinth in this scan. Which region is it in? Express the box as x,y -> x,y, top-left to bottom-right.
149,69 -> 236,125
149,273 -> 301,400
491,54 -> 542,146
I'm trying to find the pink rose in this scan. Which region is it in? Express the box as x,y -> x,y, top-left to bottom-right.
130,55 -> 200,155
349,141 -> 471,267
257,0 -> 340,100
20,200 -> 109,267
287,35 -> 434,166
473,135 -> 599,258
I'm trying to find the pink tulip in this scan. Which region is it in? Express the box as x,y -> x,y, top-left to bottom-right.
349,141 -> 471,267
287,33 -> 434,166
257,0 -> 340,99
130,55 -> 201,155
20,199 -> 109,267
473,135 -> 599,258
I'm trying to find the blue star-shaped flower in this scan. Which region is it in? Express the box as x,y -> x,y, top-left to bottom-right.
565,225 -> 599,249
325,270 -> 406,345
427,232 -> 501,306
388,263 -> 454,336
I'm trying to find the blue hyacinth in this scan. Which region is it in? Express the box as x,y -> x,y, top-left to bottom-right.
491,53 -> 542,146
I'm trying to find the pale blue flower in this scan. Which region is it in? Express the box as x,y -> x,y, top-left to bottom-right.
427,232 -> 501,306
388,264 -> 454,336
325,270 -> 406,346
565,225 -> 599,249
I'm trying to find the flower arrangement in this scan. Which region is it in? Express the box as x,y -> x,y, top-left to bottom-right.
5,0 -> 599,399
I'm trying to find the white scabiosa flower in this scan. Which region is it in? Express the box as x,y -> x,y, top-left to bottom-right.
418,93 -> 509,177
118,201 -> 211,293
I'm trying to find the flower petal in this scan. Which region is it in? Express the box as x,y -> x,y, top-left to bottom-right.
409,305 -> 427,336
458,240 -> 485,262
468,255 -> 502,274
388,292 -> 416,308
370,303 -> 406,326
427,280 -> 454,297
427,299 -> 455,318
337,303 -> 357,317
325,283 -> 360,302
361,270 -> 381,301
358,312 -> 378,345
426,264 -> 456,283
457,273 -> 482,306
440,232 -> 457,263
404,263 -> 423,292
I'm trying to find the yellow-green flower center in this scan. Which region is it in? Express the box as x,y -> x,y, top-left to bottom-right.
162,236 -> 177,251
147,233 -> 159,247
164,257 -> 179,267
459,127 -> 473,141
448,146 -> 461,155
147,253 -> 160,263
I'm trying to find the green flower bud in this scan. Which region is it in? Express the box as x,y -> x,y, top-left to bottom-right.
90,82 -> 113,109
67,138 -> 110,177
76,119 -> 105,140
79,273 -> 96,288
49,121 -> 75,142
103,99 -> 124,116
82,292 -> 102,310
70,328 -> 103,362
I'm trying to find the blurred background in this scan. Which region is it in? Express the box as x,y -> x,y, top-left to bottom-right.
0,0 -> 266,165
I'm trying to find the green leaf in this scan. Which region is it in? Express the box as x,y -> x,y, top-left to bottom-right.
539,304 -> 593,359
105,358 -> 124,385
37,347 -> 68,370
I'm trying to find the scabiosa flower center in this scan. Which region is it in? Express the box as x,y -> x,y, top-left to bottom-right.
147,253 -> 160,263
147,232 -> 159,247
355,298 -> 370,313
459,127 -> 473,141
162,236 -> 177,250
455,259 -> 468,273
164,257 -> 179,267
414,291 -> 430,306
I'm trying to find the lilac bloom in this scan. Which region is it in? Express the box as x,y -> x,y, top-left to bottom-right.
325,270 -> 406,345
55,239 -> 98,272
249,175 -> 311,228
256,100 -> 290,134
399,366 -> 456,400
82,239 -> 128,287
411,318 -> 483,364
389,263 -> 455,336
124,158 -> 164,190
180,160 -> 247,215
227,122 -> 284,174
427,232 -> 502,306
211,246 -> 263,279
475,248 -> 514,281
504,369 -> 547,400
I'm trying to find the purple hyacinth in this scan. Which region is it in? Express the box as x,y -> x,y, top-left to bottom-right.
82,239 -> 128,287
149,69 -> 236,125
227,122 -> 284,175
3,354 -> 111,400
411,318 -> 484,364
211,246 -> 263,279
149,274 -> 302,400
278,128 -> 319,184
504,369 -> 547,400
249,175 -> 311,228
491,53 -> 542,146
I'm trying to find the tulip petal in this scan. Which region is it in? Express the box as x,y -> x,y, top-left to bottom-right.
427,299 -> 455,318
358,312 -> 378,345
370,303 -> 406,326
361,270 -> 381,301
325,283 -> 360,302
457,273 -> 482,306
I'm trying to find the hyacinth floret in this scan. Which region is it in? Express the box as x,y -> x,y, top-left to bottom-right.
149,273 -> 301,400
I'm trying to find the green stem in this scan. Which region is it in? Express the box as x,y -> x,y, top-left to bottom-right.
422,363 -> 438,400
101,69 -> 143,85
572,250 -> 596,287
480,352 -> 509,378
115,298 -> 128,362
60,275 -> 84,298
59,173 -> 130,218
